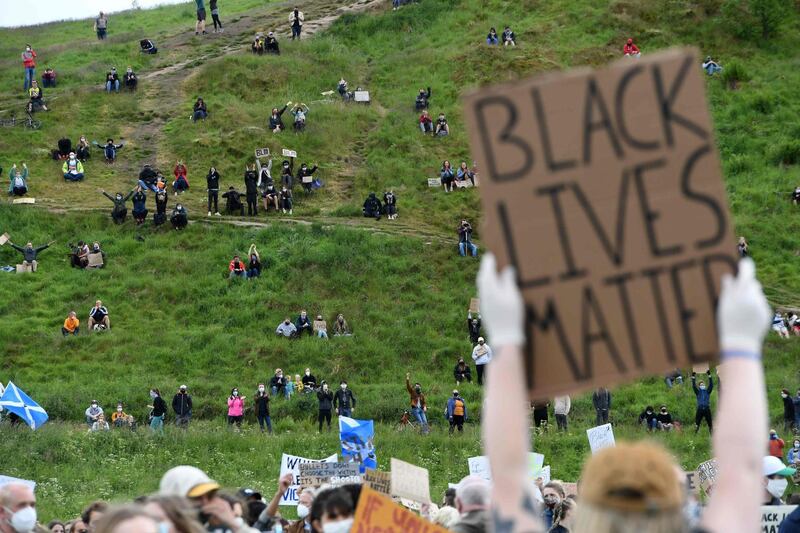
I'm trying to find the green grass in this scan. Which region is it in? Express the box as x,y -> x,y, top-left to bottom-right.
1,0 -> 800,523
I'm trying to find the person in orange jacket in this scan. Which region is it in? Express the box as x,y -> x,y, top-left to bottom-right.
769,429 -> 786,459
62,311 -> 80,336
406,373 -> 429,434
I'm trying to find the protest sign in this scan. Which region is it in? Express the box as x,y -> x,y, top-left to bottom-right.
463,48 -> 737,399
469,298 -> 480,313
587,423 -> 615,454
761,505 -> 796,532
428,177 -> 442,188
697,458 -> 718,493
692,363 -> 710,374
354,91 -> 370,103
364,469 -> 391,496
354,486 -> 450,533
562,482 -> 578,497
278,453 -> 337,506
254,147 -> 270,158
299,462 -> 361,487
534,465 -> 551,485
282,148 -> 297,158
0,233 -> 8,245
390,458 -> 430,503
0,476 -> 35,491
684,471 -> 700,495
468,452 -> 544,482
87,253 -> 104,268
12,198 -> 34,204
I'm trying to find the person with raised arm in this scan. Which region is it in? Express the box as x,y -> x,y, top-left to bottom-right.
479,254 -> 770,533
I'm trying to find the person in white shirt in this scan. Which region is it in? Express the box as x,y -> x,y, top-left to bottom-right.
553,395 -> 571,431
275,317 -> 297,338
471,337 -> 493,386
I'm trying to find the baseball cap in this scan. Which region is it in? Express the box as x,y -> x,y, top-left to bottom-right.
477,337 -> 485,343
159,466 -> 220,498
180,384 -> 187,389
763,456 -> 796,477
239,488 -> 263,500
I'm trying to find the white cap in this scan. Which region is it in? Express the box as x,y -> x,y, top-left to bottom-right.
159,466 -> 220,498
477,337 -> 485,343
763,456 -> 796,477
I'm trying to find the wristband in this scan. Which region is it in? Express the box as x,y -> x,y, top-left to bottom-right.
720,349 -> 762,360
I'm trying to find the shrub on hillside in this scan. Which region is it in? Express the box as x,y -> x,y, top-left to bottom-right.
720,60 -> 750,89
725,154 -> 753,175
769,140 -> 800,166
721,0 -> 787,40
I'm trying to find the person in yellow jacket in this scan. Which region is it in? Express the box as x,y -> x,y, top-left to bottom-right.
111,403 -> 129,427
62,152 -> 85,181
62,311 -> 79,336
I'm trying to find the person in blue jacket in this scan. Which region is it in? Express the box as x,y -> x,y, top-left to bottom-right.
445,390 -> 467,434
692,370 -> 714,433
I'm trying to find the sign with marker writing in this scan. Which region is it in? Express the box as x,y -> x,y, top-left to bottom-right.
428,177 -> 442,188
390,458 -> 430,503
354,486 -> 450,533
255,147 -> 270,158
586,423 -> 615,454
761,505 -> 796,532
282,149 -> 297,158
363,469 -> 391,495
299,462 -> 361,487
278,453 -> 338,506
463,48 -> 737,398
697,458 -> 718,493
684,471 -> 701,495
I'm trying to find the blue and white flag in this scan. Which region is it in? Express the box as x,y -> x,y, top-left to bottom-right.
0,382 -> 48,430
339,416 -> 376,473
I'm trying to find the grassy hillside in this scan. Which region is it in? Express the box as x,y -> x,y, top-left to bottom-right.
1,0 -> 800,523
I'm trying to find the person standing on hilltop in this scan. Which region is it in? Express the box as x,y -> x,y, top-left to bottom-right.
210,0 -> 223,33
94,11 -> 108,40
172,385 -> 192,428
21,44 -> 37,92
195,0 -> 207,35
289,7 -> 304,40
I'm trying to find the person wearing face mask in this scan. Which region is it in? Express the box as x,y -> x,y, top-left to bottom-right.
317,382 -> 334,432
333,381 -> 355,418
269,369 -> 287,398
172,385 -> 193,428
131,186 -> 148,225
8,239 -> 53,272
471,337 -> 492,386
769,429 -> 786,459
295,310 -> 313,337
227,388 -> 245,429
301,368 -> 317,391
0,483 -> 37,533
314,488 -> 354,533
62,153 -> 85,181
170,203 -> 188,230
541,482 -> 565,530
111,403 -> 129,428
763,455 -> 795,505
21,45 -> 37,92
297,163 -> 317,194
691,370 -> 714,433
148,388 -> 167,433
101,189 -> 134,224
206,167 -> 221,216
549,498 -> 576,533
446,390 -> 467,434
275,317 -> 297,338
405,373 -> 429,434
85,400 -> 104,426
254,384 -> 272,434
656,405 -> 674,431
269,105 -> 288,132
280,186 -> 293,215
638,406 -> 658,432
782,389 -> 796,432
124,67 -> 137,91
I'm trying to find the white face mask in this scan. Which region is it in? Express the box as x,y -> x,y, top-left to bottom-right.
341,385 -> 346,390
7,506 -> 37,533
296,503 -> 310,519
305,371 -> 310,376
233,391 -> 239,397
322,518 -> 353,533
259,387 -> 265,392
767,478 -> 789,499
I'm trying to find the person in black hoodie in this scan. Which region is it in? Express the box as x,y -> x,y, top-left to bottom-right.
334,381 -> 356,417
244,164 -> 259,215
295,310 -> 313,336
782,389 -> 796,432
206,167 -> 221,216
269,104 -> 289,132
302,368 -> 317,391
453,358 -> 472,385
297,163 -> 318,193
131,185 -> 148,225
170,203 -> 188,230
280,186 -> 293,214
222,186 -> 245,215
362,193 -> 382,220
172,385 -> 192,428
317,381 -> 333,432
154,188 -> 168,226
415,87 -> 431,110
148,388 -> 167,433
638,405 -> 658,432
254,384 -> 272,434
467,312 -> 482,344
280,159 -> 294,190
101,189 -> 134,224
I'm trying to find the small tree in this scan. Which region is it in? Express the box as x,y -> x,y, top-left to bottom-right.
751,0 -> 784,38
722,0 -> 786,40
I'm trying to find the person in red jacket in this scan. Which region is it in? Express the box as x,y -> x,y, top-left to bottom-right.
173,161 -> 189,195
228,255 -> 246,279
769,429 -> 786,459
21,45 -> 37,91
419,110 -> 434,134
623,38 -> 641,58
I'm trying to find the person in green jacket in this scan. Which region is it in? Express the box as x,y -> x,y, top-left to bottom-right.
62,153 -> 85,181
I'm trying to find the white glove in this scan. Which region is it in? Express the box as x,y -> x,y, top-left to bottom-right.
477,253 -> 524,347
717,258 -> 771,357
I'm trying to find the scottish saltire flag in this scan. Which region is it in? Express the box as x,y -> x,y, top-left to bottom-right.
339,416 -> 376,473
0,382 -> 48,430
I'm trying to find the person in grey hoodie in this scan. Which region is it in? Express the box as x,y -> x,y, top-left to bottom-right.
592,387 -> 612,425
470,337 -> 492,386
553,395 -> 571,431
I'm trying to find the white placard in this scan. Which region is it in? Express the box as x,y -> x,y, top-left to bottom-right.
761,505 -> 796,531
586,423 -> 616,454
282,149 -> 297,158
278,453 -> 337,506
354,91 -> 370,102
255,147 -> 270,158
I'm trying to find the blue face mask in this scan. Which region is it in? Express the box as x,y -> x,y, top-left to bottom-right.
158,521 -> 171,533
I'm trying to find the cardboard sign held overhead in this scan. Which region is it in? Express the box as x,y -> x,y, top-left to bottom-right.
282,149 -> 297,158
692,363 -> 710,374
390,458 -> 430,504
255,147 -> 270,158
469,298 -> 480,313
463,48 -> 737,399
354,486 -> 450,533
299,462 -> 360,487
586,423 -> 615,454
0,233 -> 9,245
363,469 -> 391,496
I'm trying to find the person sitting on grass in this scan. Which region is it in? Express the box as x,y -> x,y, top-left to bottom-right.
8,163 -> 28,196
131,186 -> 148,225
333,314 -> 351,336
85,400 -> 103,426
280,186 -> 293,215
297,163 -> 318,193
9,239 -> 53,271
88,300 -> 110,331
222,186 -> 245,216
247,244 -> 261,279
105,67 -> 120,92
170,203 -> 188,230
638,405 -> 658,432
441,160 -> 455,192
110,403 -> 127,427
416,87 -> 431,110
28,80 -> 48,112
70,241 -> 90,268
140,38 -> 157,54
623,37 -> 641,58
383,190 -> 397,220
296,310 -> 313,337
702,56 -> 722,76
192,97 -> 208,122
313,315 -> 328,339
173,161 -> 189,195
266,32 -> 280,54
487,27 -> 499,45
458,219 -> 478,257
773,311 -> 790,338
270,369 -> 288,398
77,136 -> 91,161
101,188 -> 134,224
252,33 -> 265,54
229,255 -> 247,279
656,404 -> 674,431
62,152 -> 85,181
502,26 -> 516,46
137,164 -> 159,191
363,192 -> 382,220
42,67 -> 56,87
435,113 -> 450,137
124,67 -> 137,91
91,413 -> 110,432
454,357 -> 472,385
457,161 -> 475,187
291,103 -> 309,132
276,317 -> 297,338
262,181 -> 279,212
62,311 -> 80,336
419,110 -> 434,134
269,104 -> 289,132
103,139 -> 124,163
55,137 -> 72,160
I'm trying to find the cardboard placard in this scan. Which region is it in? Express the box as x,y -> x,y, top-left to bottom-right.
364,469 -> 391,495
697,459 -> 718,493
87,253 -> 104,268
469,298 -> 480,313
354,91 -> 370,103
299,462 -> 361,487
0,233 -> 9,245
455,179 -> 474,189
390,458 -> 430,504
16,264 -> 33,273
562,482 -> 578,497
278,453 -> 338,506
761,505 -> 796,531
684,471 -> 701,495
354,486 -> 450,533
427,178 -> 442,188
302,176 -> 313,184
12,198 -> 34,204
463,48 -> 737,399
692,363 -> 710,374
282,149 -> 297,158
587,423 -> 615,454
255,147 -> 270,158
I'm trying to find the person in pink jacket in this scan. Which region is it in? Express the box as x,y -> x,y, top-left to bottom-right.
227,388 -> 246,429
21,45 -> 37,91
